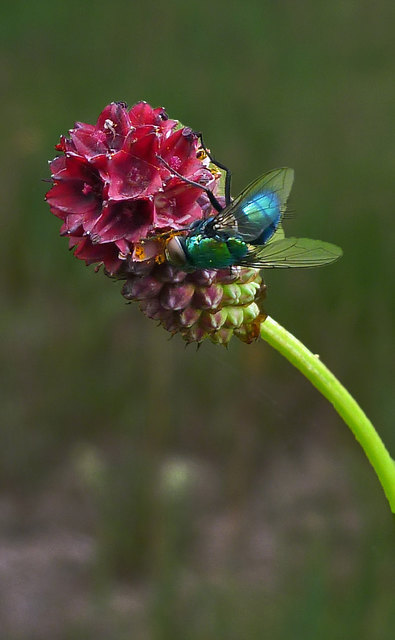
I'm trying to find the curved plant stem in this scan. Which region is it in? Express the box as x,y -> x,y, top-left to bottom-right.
260,315 -> 395,513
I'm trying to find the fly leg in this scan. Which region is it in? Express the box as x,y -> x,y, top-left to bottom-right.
157,156 -> 223,213
195,132 -> 232,207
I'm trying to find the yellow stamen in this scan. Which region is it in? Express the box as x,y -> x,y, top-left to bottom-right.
210,167 -> 222,178
196,148 -> 207,161
155,252 -> 166,265
134,243 -> 146,260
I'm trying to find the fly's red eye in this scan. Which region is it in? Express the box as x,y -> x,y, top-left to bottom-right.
165,236 -> 187,267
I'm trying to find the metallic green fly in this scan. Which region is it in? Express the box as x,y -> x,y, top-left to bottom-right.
158,141 -> 342,271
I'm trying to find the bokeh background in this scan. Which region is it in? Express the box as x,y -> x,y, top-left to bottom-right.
1,1 -> 394,638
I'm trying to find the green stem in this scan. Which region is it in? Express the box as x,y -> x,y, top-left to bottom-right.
260,315 -> 395,513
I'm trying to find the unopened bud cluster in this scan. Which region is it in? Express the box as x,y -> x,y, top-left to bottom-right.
119,260 -> 266,345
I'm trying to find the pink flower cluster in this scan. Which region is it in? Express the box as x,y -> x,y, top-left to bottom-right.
46,101 -> 217,274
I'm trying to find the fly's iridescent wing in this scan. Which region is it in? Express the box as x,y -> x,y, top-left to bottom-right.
212,167 -> 294,243
239,237 -> 343,269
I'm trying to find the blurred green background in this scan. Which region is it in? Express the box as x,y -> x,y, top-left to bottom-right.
1,1 -> 394,638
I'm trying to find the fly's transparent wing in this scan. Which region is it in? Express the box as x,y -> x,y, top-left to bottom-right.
231,167 -> 294,211
239,237 -> 343,268
212,168 -> 294,241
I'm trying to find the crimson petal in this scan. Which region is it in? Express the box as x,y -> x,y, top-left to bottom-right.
71,235 -> 123,273
90,200 -> 154,244
96,102 -> 132,150
158,128 -> 201,176
70,127 -> 108,159
155,180 -> 204,227
129,101 -> 160,126
46,181 -> 101,215
107,151 -> 161,200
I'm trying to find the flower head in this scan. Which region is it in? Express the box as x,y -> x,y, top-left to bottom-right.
47,101 -> 266,344
46,101 -> 216,274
